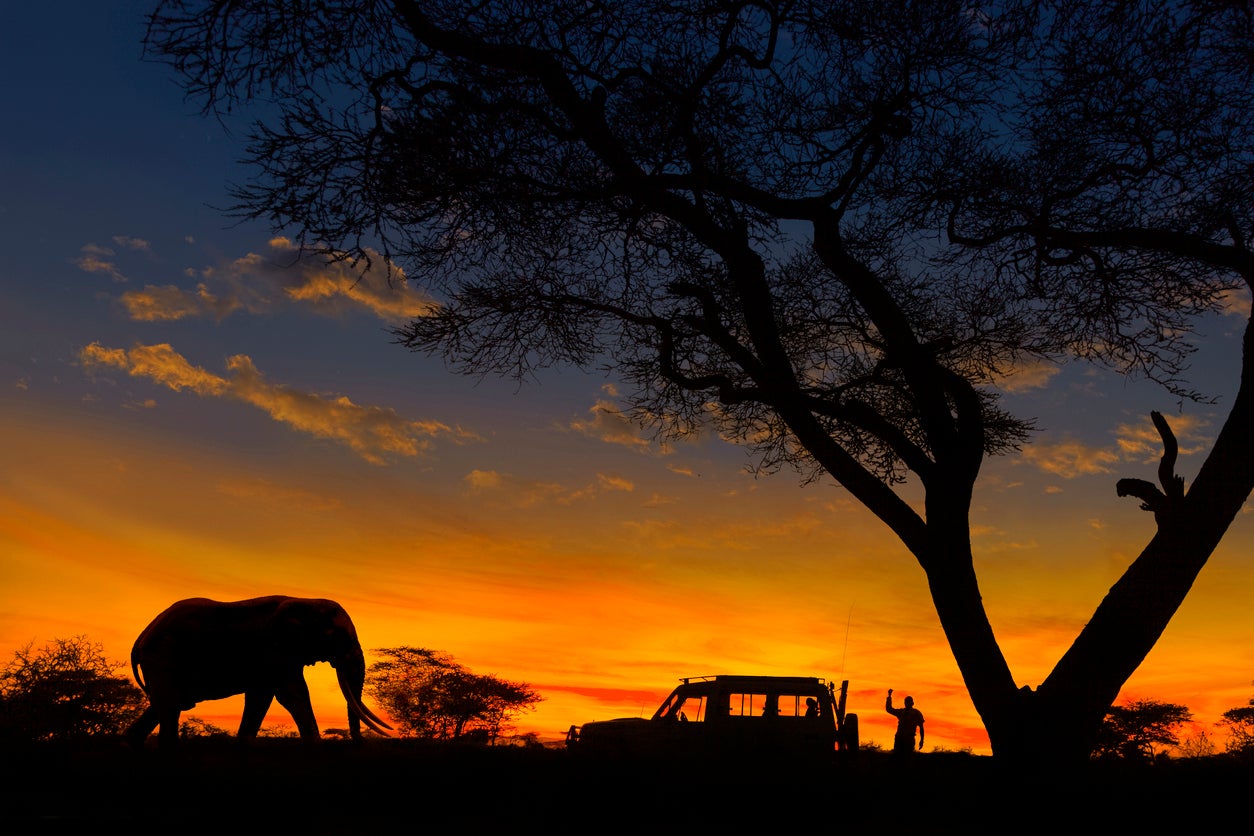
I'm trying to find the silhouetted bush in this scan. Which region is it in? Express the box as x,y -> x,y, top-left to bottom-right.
179,716 -> 231,738
1092,699 -> 1192,761
366,647 -> 540,743
0,636 -> 144,741
1218,696 -> 1254,754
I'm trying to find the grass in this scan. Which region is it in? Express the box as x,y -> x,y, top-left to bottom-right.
1,738 -> 1247,833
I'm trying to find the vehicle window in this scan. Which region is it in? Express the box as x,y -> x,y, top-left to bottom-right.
658,692 -> 706,722
776,694 -> 823,718
729,692 -> 769,717
676,695 -> 706,722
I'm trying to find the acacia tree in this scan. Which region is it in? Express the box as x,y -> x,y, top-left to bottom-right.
0,636 -> 146,742
1218,690 -> 1254,753
1091,700 -> 1193,762
365,647 -> 540,742
144,0 -> 1254,763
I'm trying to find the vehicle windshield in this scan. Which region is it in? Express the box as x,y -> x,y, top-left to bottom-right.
656,690 -> 707,722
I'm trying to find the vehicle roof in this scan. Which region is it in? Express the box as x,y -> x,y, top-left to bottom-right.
677,675 -> 829,686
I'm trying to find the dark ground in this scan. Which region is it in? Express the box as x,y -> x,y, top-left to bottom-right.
1,739 -> 1246,834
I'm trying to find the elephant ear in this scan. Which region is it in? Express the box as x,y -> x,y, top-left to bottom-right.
272,598 -> 333,666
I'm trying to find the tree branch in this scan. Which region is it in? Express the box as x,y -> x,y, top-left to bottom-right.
1116,411 -> 1184,523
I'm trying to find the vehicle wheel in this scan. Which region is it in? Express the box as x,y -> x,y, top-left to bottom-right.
841,713 -> 859,751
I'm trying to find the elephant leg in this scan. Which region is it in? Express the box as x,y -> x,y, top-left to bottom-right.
127,705 -> 163,749
156,706 -> 181,749
274,677 -> 320,739
238,690 -> 274,739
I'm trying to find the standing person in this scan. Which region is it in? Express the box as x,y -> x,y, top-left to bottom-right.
885,689 -> 925,756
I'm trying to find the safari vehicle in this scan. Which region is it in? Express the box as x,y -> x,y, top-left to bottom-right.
566,675 -> 858,760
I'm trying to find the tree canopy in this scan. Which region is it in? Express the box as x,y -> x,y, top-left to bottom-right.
365,647 -> 541,742
1218,688 -> 1254,754
1092,699 -> 1193,762
144,0 -> 1254,763
0,636 -> 146,742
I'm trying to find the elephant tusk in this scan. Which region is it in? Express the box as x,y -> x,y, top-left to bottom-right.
336,668 -> 394,736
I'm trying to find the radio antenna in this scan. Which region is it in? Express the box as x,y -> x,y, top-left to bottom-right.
839,604 -> 853,677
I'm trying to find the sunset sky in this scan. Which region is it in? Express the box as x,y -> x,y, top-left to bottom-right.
4,4 -> 1254,753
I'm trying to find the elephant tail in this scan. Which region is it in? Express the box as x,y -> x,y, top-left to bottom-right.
130,628 -> 153,693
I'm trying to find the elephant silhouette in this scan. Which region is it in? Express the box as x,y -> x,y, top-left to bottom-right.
126,595 -> 392,748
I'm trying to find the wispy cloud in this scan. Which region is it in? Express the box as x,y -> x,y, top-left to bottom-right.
118,238 -> 437,323
1218,288 -> 1251,319
74,243 -> 128,283
112,235 -> 150,252
1020,439 -> 1121,478
80,342 -> 475,464
569,385 -> 684,454
463,469 -> 635,506
1020,413 -> 1210,478
991,359 -> 1062,393
569,398 -> 659,451
1113,413 -> 1208,462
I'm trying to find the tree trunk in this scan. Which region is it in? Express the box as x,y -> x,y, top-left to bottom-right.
928,322 -> 1254,764
916,487 -> 1031,759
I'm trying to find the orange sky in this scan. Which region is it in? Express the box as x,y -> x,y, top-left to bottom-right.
4,5 -> 1254,756
5,349 -> 1254,752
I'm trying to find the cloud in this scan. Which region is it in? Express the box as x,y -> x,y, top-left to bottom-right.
118,238 -> 437,323
463,469 -> 635,506
1020,439 -> 1121,478
80,343 -> 226,396
112,235 -> 151,252
1020,413 -> 1210,478
74,244 -> 127,283
1218,288 -> 1251,319
118,283 -> 240,321
570,399 -> 664,452
597,473 -> 634,492
79,342 -> 473,464
991,359 -> 1062,393
1113,413 -> 1208,462
464,469 -> 504,490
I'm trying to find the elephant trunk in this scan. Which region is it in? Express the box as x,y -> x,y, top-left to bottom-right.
333,645 -> 392,738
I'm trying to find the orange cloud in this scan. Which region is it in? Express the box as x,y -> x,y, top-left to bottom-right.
112,235 -> 151,252
1020,439 -> 1120,478
1114,413 -> 1209,462
118,283 -> 241,321
597,473 -> 634,493
463,468 -> 635,506
1020,413 -> 1211,479
74,243 -> 127,283
80,342 -> 226,395
119,238 -> 436,323
990,358 -> 1062,393
1218,288 -> 1252,319
570,399 -> 663,452
79,342 -> 473,463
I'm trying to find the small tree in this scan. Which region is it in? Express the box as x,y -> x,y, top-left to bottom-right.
365,647 -> 540,743
1217,692 -> 1254,754
1091,700 -> 1193,762
0,636 -> 146,742
178,716 -> 231,738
